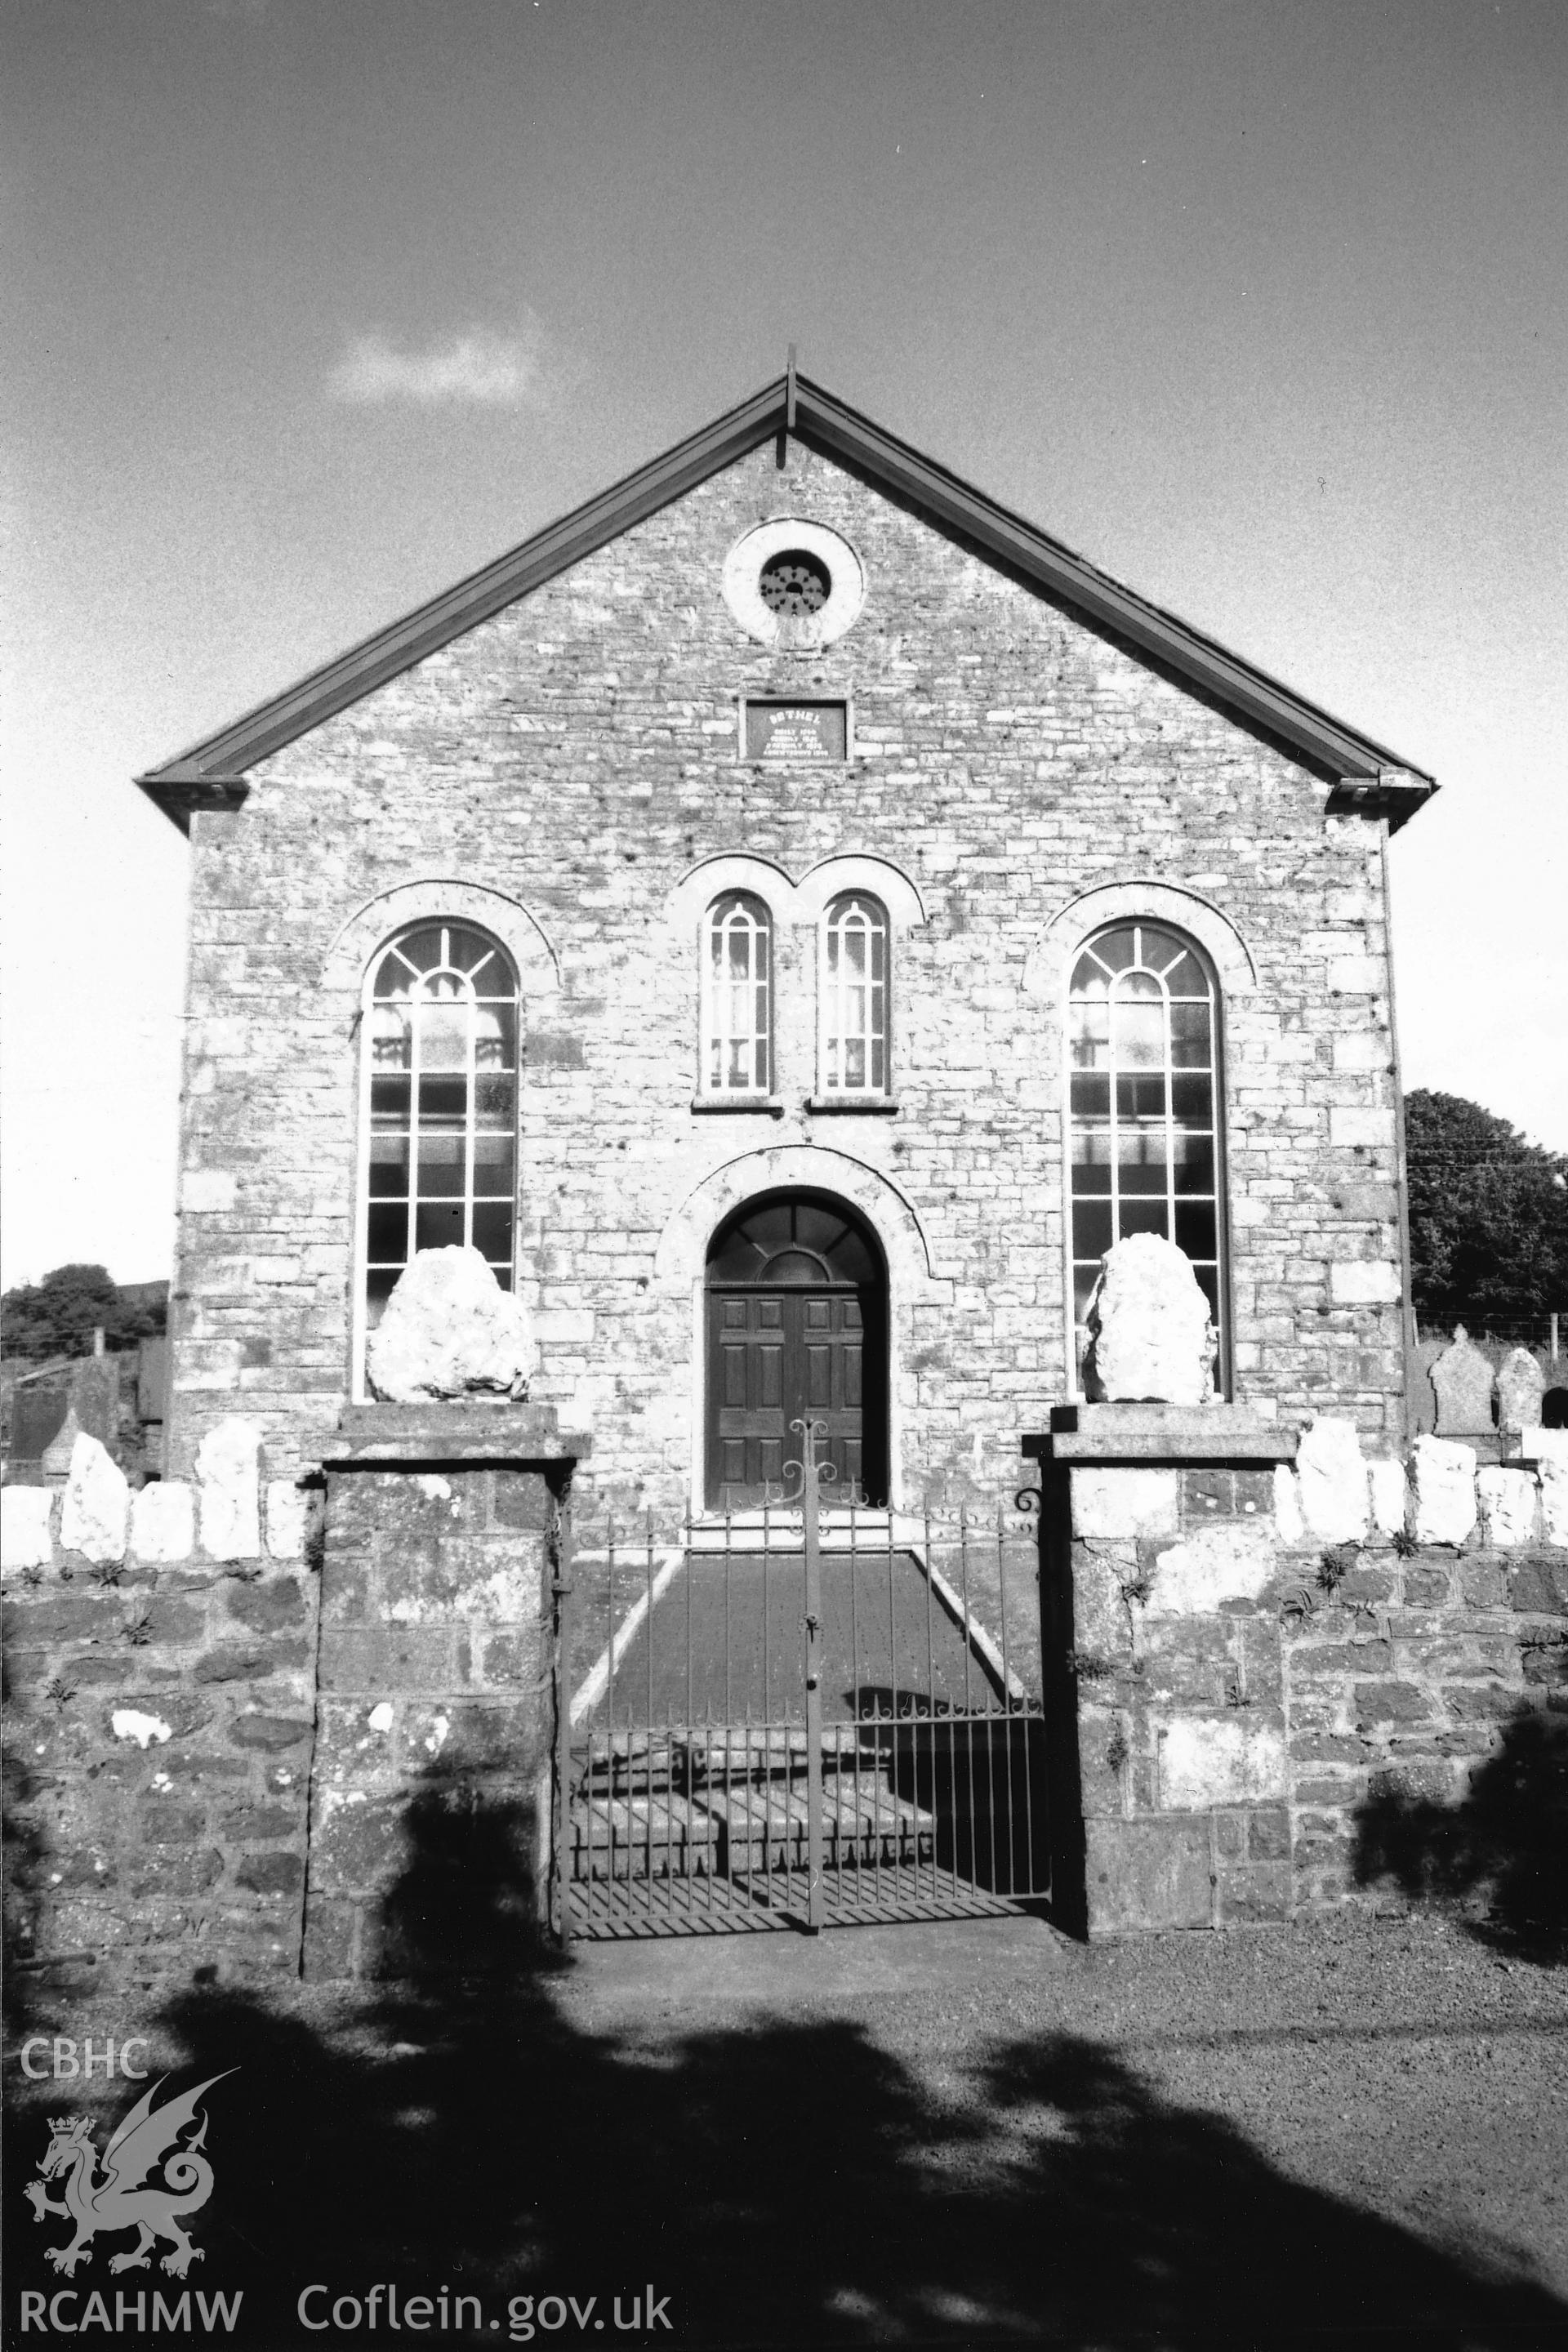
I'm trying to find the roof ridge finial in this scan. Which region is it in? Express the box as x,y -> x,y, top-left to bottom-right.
786,343 -> 797,434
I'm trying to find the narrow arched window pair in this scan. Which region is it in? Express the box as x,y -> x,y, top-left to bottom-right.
362,924 -> 519,1331
701,892 -> 889,1099
1069,922 -> 1224,1380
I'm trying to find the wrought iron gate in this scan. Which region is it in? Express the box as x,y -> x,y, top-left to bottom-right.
551,1423 -> 1048,1940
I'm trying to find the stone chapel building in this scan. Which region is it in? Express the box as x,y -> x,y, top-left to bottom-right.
138,367 -> 1435,1512
25,366 -> 1568,1973
22,367 -> 1568,1983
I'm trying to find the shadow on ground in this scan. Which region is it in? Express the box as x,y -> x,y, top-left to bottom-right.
1355,1702 -> 1568,1962
8,1788 -> 1567,2351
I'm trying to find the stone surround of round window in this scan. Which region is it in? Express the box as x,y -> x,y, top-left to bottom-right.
722,519 -> 865,648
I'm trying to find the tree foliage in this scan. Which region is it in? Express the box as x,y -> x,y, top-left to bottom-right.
1405,1090 -> 1568,1331
0,1265 -> 167,1362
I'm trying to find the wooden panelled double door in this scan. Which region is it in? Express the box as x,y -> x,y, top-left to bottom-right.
705,1196 -> 889,1511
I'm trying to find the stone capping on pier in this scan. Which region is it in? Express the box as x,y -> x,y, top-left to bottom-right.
1040,1402 -> 1298,1465
322,1401 -> 590,1470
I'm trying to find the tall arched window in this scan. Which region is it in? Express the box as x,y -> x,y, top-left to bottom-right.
363,924 -> 519,1329
702,893 -> 772,1096
821,893 -> 889,1096
1069,922 -> 1223,1375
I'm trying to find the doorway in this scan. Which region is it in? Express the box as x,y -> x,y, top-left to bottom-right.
704,1192 -> 889,1510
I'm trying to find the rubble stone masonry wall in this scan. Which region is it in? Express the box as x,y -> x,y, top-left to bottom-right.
165,439 -> 1407,1516
4,1417 -> 1562,1975
2,1412 -> 573,1985
2,1426 -> 319,1985
1064,1420 -> 1568,1933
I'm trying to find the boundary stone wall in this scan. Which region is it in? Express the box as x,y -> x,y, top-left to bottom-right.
2,1409 -> 580,1987
2,1424 -> 319,1984
7,1406 -> 1560,1976
1053,1414 -> 1568,1934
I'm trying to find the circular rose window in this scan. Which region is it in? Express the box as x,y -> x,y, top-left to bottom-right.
722,520 -> 864,648
760,550 -> 831,617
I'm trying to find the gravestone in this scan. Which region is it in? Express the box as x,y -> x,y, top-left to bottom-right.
68,1356 -> 121,1449
11,1383 -> 70,1470
1409,1337 -> 1445,1437
1494,1347 -> 1544,1432
1429,1327 -> 1494,1436
40,1405 -> 83,1482
1081,1232 -> 1215,1406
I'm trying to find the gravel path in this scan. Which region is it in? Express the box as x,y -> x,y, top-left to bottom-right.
564,1912 -> 1568,2317
7,1912 -> 1566,2348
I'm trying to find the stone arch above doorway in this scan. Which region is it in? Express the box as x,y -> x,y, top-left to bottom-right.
653,1143 -> 946,1294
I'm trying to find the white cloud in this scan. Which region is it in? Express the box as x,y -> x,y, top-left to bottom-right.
327,321 -> 549,410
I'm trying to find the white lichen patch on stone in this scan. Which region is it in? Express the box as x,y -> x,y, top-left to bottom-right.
387,1563 -> 532,1624
1147,1522 -> 1276,1615
414,1475 -> 453,1503
368,1702 -> 394,1732
1071,1468 -> 1179,1540
423,1713 -> 451,1757
111,1709 -> 172,1749
1160,1717 -> 1287,1808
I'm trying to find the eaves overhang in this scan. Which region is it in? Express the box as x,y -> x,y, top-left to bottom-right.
136,371 -> 1437,835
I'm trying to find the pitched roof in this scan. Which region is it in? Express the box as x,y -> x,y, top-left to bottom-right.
136,369 -> 1436,832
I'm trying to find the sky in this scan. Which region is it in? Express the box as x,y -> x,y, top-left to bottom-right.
3,0 -> 1565,1290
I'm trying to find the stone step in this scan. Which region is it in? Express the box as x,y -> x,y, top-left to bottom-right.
570,1775 -> 935,1878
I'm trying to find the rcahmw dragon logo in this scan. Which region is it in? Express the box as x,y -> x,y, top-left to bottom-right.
24,2072 -> 235,2278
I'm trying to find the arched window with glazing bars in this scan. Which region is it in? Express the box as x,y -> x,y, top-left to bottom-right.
820,893 -> 889,1096
1069,922 -> 1223,1382
362,924 -> 519,1332
702,893 -> 773,1096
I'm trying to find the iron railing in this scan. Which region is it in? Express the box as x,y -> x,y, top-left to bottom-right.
552,1423 -> 1047,1941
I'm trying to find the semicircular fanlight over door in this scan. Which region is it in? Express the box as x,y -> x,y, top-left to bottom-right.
705,1195 -> 888,1511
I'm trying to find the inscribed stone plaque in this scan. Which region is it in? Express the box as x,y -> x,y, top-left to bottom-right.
744,702 -> 847,761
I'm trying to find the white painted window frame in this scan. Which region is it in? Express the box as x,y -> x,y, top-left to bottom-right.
817,892 -> 891,1099
1065,920 -> 1228,1395
354,922 -> 520,1396
699,892 -> 773,1098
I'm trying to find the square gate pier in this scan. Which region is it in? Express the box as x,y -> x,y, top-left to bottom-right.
1035,1404 -> 1301,1937
302,1404 -> 585,1980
